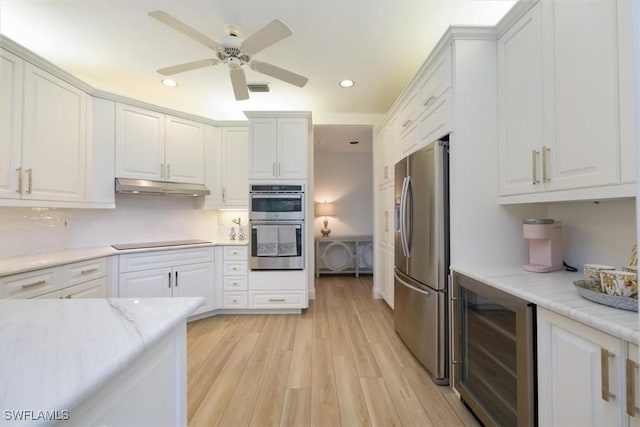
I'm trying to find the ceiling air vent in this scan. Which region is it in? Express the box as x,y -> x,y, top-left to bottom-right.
248,83 -> 270,93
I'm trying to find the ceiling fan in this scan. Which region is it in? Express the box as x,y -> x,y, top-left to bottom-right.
148,11 -> 308,101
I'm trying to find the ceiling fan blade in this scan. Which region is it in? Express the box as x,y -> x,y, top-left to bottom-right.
157,58 -> 219,76
250,61 -> 308,87
230,68 -> 249,101
241,19 -> 292,55
149,10 -> 221,50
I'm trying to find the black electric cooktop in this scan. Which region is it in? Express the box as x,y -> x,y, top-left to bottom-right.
111,239 -> 211,250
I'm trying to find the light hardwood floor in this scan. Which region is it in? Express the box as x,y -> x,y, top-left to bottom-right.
187,275 -> 480,426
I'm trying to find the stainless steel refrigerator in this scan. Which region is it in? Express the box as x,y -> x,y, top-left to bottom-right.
394,139 -> 449,385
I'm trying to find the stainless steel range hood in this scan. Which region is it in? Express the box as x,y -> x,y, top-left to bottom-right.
115,178 -> 210,196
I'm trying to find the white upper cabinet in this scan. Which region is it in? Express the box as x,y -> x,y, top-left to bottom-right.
115,104 -> 165,181
115,104 -> 205,184
1,55 -> 87,203
164,115 -> 205,184
203,125 -> 248,209
617,0 -> 637,184
247,114 -> 309,180
498,3 -> 545,195
0,48 -> 23,200
498,0 -> 630,199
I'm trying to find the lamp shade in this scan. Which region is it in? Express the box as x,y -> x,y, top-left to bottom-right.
315,202 -> 336,217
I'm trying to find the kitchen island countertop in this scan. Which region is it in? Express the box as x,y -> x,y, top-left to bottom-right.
451,265 -> 638,344
0,297 -> 202,425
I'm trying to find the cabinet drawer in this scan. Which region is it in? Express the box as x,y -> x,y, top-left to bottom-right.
62,258 -> 108,286
62,277 -> 108,299
418,90 -> 452,147
249,291 -> 307,309
418,47 -> 452,110
223,245 -> 248,260
223,276 -> 248,291
224,292 -> 248,308
1,268 -> 61,299
119,247 -> 213,272
223,261 -> 248,276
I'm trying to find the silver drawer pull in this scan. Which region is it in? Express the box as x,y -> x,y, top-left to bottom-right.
16,167 -> 22,193
402,119 -> 412,128
80,268 -> 98,275
268,298 -> 286,302
26,168 -> 33,193
423,95 -> 436,107
22,280 -> 46,289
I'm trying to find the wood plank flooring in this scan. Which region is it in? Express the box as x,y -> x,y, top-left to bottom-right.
187,275 -> 480,427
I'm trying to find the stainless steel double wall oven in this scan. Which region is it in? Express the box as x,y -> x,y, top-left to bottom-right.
249,184 -> 304,270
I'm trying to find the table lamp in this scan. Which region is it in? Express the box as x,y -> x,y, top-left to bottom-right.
315,201 -> 336,237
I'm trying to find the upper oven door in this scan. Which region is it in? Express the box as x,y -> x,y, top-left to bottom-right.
250,193 -> 304,221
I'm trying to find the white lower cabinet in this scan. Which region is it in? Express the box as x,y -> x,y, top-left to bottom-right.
118,247 -> 214,315
248,291 -> 306,309
1,258 -> 108,299
221,245 -> 249,309
537,307 -> 639,426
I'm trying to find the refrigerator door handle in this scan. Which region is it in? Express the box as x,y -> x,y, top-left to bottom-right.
395,271 -> 431,297
399,176 -> 409,257
406,175 -> 414,257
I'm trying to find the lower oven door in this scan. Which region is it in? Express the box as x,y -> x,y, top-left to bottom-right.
249,222 -> 304,270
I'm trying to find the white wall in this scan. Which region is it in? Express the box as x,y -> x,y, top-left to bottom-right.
0,197 -> 248,258
546,199 -> 637,269
313,151 -> 373,238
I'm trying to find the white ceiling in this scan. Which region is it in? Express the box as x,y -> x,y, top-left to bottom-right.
0,1 -> 515,124
315,125 -> 373,153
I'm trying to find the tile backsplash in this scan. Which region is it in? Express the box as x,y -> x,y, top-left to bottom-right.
0,195 -> 230,258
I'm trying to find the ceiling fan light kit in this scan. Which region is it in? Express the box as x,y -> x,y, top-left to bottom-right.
148,10 -> 308,101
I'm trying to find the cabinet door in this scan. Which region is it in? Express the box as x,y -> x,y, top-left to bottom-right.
203,125 -> 222,208
62,277 -> 107,299
616,0 -> 636,185
221,127 -> 249,206
119,268 -> 172,298
497,2 -> 544,196
164,115 -> 204,184
0,48 -> 23,199
249,118 -> 277,179
115,104 -> 165,181
173,262 -> 213,314
22,63 -> 86,202
276,117 -> 308,179
537,308 -> 624,426
546,0 -> 619,190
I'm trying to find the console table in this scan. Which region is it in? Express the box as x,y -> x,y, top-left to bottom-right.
315,236 -> 373,277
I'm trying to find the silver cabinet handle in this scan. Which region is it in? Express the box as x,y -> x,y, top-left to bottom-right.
80,268 -> 98,275
601,349 -> 616,401
22,280 -> 46,289
542,146 -> 550,183
168,271 -> 172,288
26,168 -> 32,193
160,163 -> 164,179
272,162 -> 276,176
175,271 -> 178,287
222,187 -> 226,202
268,298 -> 286,302
532,150 -> 540,185
402,119 -> 412,128
16,167 -> 22,193
627,358 -> 640,417
166,164 -> 170,179
423,95 -> 436,107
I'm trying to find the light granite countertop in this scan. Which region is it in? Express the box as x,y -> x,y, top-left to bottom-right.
0,297 -> 202,425
0,239 -> 248,277
451,265 -> 639,344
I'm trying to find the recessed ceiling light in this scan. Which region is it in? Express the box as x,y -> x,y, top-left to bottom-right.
161,79 -> 178,87
339,79 -> 354,88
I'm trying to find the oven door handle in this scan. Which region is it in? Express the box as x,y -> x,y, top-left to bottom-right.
250,194 -> 303,199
